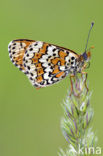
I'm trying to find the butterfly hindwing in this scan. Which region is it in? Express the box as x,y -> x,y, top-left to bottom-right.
8,39 -> 79,88
8,39 -> 35,72
23,41 -> 78,87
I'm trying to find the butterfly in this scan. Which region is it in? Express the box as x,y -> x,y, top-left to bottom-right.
8,23 -> 94,89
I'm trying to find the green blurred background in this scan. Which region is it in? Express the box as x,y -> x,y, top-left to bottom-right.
0,0 -> 103,155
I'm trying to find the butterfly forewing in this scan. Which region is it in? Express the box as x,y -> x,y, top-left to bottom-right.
8,39 -> 79,88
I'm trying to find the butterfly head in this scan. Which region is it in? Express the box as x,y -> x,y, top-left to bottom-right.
82,45 -> 94,61
77,46 -> 94,72
81,50 -> 91,62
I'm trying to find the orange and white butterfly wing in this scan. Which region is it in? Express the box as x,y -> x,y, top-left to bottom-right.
23,41 -> 79,88
8,39 -> 79,88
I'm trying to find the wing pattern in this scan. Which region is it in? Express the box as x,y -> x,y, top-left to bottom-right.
8,39 -> 79,88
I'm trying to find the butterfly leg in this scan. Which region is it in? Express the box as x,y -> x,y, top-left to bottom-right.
81,72 -> 89,93
69,74 -> 75,96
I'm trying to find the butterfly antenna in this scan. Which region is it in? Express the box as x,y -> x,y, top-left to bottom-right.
84,22 -> 94,52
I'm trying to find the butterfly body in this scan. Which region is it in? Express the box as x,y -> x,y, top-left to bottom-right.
8,39 -> 90,88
